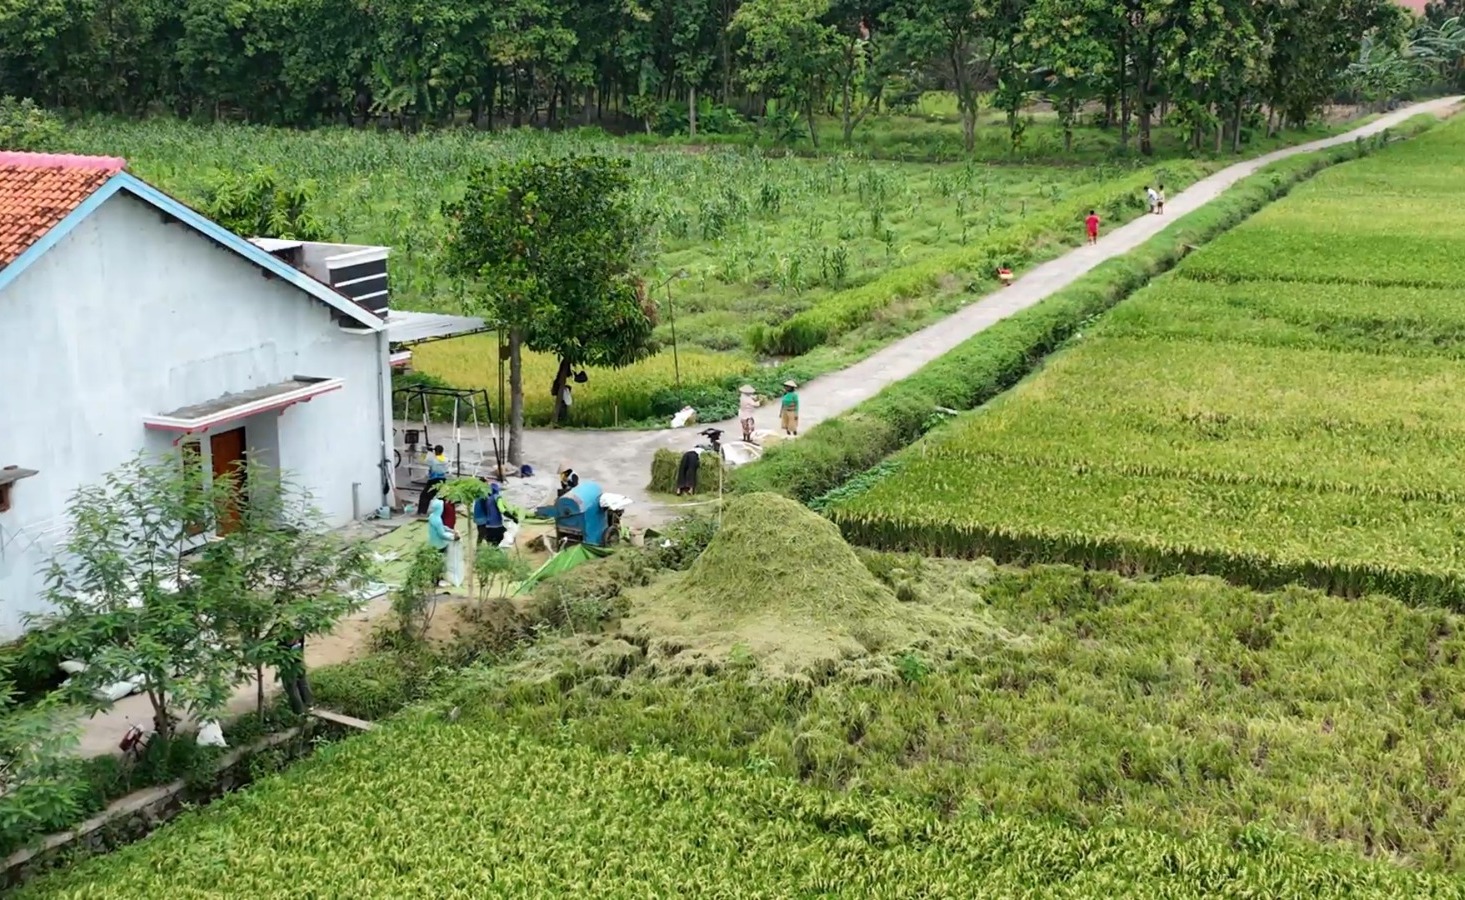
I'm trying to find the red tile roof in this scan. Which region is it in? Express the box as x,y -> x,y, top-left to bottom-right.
0,152 -> 126,268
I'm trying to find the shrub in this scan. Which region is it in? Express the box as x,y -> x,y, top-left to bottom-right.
0,97 -> 63,151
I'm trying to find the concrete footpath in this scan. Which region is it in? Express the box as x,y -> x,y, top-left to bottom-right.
516,97 -> 1461,527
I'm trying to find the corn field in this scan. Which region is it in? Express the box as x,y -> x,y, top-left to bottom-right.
63,118 -> 1107,335
831,117 -> 1465,606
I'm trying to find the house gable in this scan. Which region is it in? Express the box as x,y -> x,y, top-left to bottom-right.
0,154 -> 383,331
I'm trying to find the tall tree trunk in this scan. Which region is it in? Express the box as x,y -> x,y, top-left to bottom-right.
511,70 -> 523,127
1102,93 -> 1115,129
1232,95 -> 1244,153
508,328 -> 524,465
688,84 -> 698,137
1137,64 -> 1153,155
584,86 -> 594,126
1118,34 -> 1131,151
256,664 -> 266,722
806,98 -> 820,146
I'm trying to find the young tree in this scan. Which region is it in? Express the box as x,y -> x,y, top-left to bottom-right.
443,156 -> 656,460
28,455 -> 372,739
201,165 -> 328,241
196,464 -> 373,722
28,455 -> 234,741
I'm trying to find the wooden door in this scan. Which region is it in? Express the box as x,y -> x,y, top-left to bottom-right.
210,428 -> 247,535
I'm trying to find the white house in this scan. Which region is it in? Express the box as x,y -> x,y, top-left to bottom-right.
0,151 -> 397,639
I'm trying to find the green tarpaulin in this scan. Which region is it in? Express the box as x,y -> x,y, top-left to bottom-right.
512,543 -> 614,597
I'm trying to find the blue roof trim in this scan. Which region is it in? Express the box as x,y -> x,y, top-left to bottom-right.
0,171 -> 384,331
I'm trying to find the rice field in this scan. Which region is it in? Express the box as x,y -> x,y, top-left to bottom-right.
830,116 -> 1465,605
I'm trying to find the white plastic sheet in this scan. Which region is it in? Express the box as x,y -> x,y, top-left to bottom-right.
721,442 -> 764,467
445,539 -> 466,586
670,406 -> 698,428
196,719 -> 227,748
499,520 -> 521,550
600,493 -> 633,512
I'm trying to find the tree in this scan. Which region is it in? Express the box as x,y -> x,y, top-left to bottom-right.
443,156 -> 655,460
201,165 -> 328,241
886,0 -> 996,153
732,0 -> 839,145
195,464 -> 373,722
26,454 -> 370,739
1025,0 -> 1110,152
28,455 -> 236,741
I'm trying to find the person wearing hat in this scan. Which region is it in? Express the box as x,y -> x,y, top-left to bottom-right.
557,463 -> 580,498
780,380 -> 800,436
738,385 -> 759,443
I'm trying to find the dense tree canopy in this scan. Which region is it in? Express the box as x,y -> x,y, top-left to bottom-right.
442,156 -> 654,458
0,0 -> 1452,153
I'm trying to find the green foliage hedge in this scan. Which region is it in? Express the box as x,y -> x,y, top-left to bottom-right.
729,137 -> 1412,505
751,167 -> 1192,356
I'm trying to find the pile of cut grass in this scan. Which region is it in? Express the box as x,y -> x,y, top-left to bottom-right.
626,493 -> 909,675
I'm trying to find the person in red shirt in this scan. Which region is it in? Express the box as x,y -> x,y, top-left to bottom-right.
1085,210 -> 1100,245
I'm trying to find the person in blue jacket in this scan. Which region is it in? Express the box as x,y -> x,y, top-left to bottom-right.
426,497 -> 457,555
472,482 -> 521,547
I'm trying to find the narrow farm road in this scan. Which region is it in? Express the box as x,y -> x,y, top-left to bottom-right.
522,97 -> 1460,526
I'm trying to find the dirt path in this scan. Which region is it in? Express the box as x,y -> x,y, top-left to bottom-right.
513,97 -> 1460,528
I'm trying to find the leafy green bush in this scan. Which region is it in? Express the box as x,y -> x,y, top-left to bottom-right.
0,97 -> 63,151
730,140 -> 1396,504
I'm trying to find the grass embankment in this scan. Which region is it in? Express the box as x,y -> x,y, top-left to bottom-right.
21,495 -> 1465,892
729,119 -> 1437,503
830,115 -> 1465,606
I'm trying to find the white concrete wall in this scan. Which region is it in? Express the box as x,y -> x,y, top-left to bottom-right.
0,191 -> 390,640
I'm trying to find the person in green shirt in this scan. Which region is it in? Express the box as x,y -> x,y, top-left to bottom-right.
780,380 -> 800,436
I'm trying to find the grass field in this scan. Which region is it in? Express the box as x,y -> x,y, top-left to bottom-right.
60,111 -> 1343,427
830,116 -> 1465,604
